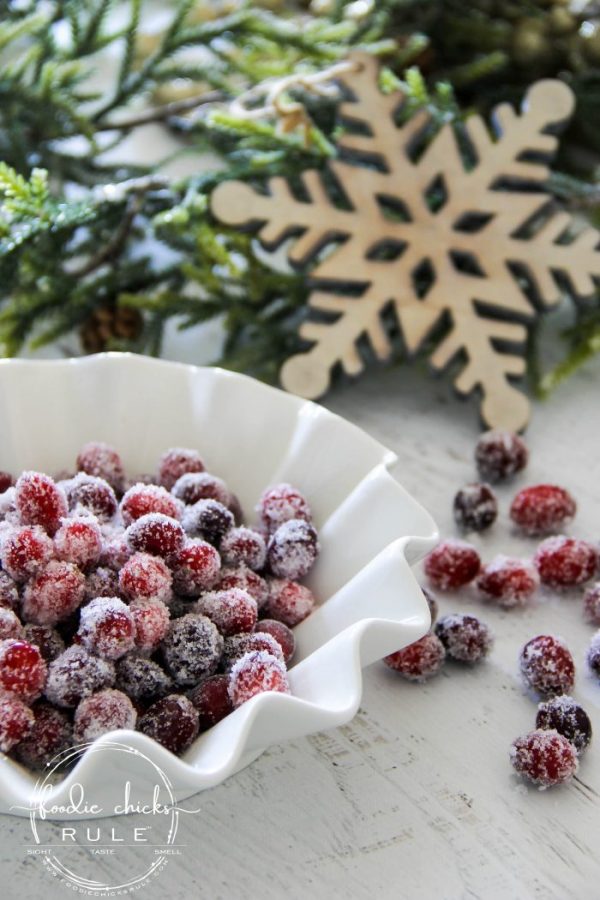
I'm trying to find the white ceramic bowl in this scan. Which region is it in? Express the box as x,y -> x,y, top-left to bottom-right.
0,354 -> 437,819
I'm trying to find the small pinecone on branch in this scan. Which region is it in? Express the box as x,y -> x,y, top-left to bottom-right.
80,304 -> 143,353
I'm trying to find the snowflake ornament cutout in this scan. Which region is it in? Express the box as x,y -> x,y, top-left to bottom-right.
211,53 -> 600,430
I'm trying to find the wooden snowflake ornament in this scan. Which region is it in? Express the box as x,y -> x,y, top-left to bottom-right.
211,53 -> 600,430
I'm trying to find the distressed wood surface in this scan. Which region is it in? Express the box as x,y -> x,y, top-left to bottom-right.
1,358 -> 600,900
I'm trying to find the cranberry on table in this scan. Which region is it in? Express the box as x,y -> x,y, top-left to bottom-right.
434,614 -> 492,663
115,655 -> 172,706
0,694 -> 34,752
76,442 -> 125,494
0,472 -> 13,494
44,645 -> 115,708
196,588 -> 258,637
119,552 -> 172,604
266,578 -> 316,627
220,527 -> 266,571
533,536 -> 597,587
218,566 -> 269,610
130,599 -> 170,654
256,619 -> 295,665
267,519 -> 320,581
583,583 -> 600,626
453,483 -> 498,533
424,539 -> 481,591
64,473 -> 117,520
161,613 -> 223,686
169,539 -> 221,596
187,675 -> 233,731
158,448 -> 205,491
23,624 -> 65,662
126,513 -> 186,558
137,694 -> 199,755
15,471 -> 68,536
510,729 -> 578,787
257,483 -> 312,534
13,702 -> 73,769
1,525 -> 54,582
78,597 -> 136,660
510,485 -> 576,536
586,631 -> 600,680
476,556 -> 539,609
475,430 -> 528,483
228,649 -> 290,708
54,516 -> 103,571
74,688 -> 137,742
221,632 -> 285,671
22,559 -> 86,626
383,632 -> 446,682
519,634 -> 575,696
172,472 -> 230,507
536,696 -> 592,754
0,638 -> 47,702
182,499 -> 234,545
120,483 -> 182,526
0,608 -> 24,641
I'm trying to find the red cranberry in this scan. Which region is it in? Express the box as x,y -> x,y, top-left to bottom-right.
15,472 -> 68,536
169,540 -> 221,596
217,566 -> 269,610
172,472 -> 230,507
424,539 -> 481,590
22,560 -> 85,625
0,639 -> 47,702
534,536 -> 597,587
119,552 -> 172,604
137,694 -> 199,754
510,729 -> 577,787
78,597 -> 136,660
475,431 -> 528,483
115,655 -> 172,706
266,578 -> 315,627
256,619 -> 295,664
222,632 -> 284,671
0,608 -> 24,641
76,442 -> 125,494
586,631 -> 600,679
126,514 -> 185,558
220,527 -> 266,571
1,525 -> 54,581
130,599 -> 170,654
161,613 -> 223,686
64,473 -> 117,520
158,448 -> 205,491
267,520 -> 319,580
14,702 -> 73,769
520,634 -> 575,696
44,645 -> 115,708
182,499 -> 234,545
453,483 -> 498,532
583,583 -> 600,626
476,556 -> 539,609
23,624 -> 65,662
196,588 -> 257,637
74,688 -> 137,742
383,632 -> 446,680
510,485 -> 576,536
0,693 -> 34,751
84,566 -> 120,602
0,472 -> 13,494
228,650 -> 290,708
536,696 -> 592,753
187,675 -> 233,731
434,614 -> 492,663
0,571 -> 18,610
54,516 -> 103,571
258,483 -> 312,534
120,484 -> 182,527
422,587 -> 439,625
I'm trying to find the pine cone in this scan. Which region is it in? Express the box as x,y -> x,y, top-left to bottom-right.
80,305 -> 143,354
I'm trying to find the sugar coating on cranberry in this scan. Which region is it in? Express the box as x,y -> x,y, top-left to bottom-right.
257,483 -> 312,534
586,630 -> 600,680
266,578 -> 315,627
221,631 -> 285,671
0,693 -> 34,751
0,472 -> 13,494
172,472 -> 230,507
182,499 -> 234,546
475,430 -> 528,483
76,442 -> 125,494
510,729 -> 578,787
196,588 -> 258,637
64,473 -> 117,520
158,448 -> 205,491
0,608 -> 24,641
453,483 -> 498,533
220,527 -> 266,571
0,487 -> 16,522
84,566 -> 120,602
520,634 -> 575,696
384,633 -> 446,681
0,638 -> 47,702
54,516 -> 103,571
510,485 -> 576,536
23,624 -> 65,662
256,619 -> 295,665
14,702 -> 73,769
217,566 -> 269,610
115,655 -> 172,706
126,513 -> 185,558
228,650 -> 290,708
0,571 -> 18,610
434,614 -> 492,663
99,533 -> 132,571
15,472 -> 68,536
161,613 -> 223,686
187,674 -> 233,732
267,520 -> 319,581
137,694 -> 199,754
1,525 -> 54,582
424,539 -> 481,591
78,597 -> 135,660
169,540 -> 221,596
130,599 -> 170,654
44,645 -> 115,708
119,552 -> 172,604
534,536 -> 597,587
536,695 -> 592,753
476,555 -> 539,609
422,587 -> 439,625
583,583 -> 600,626
74,689 -> 137,742
120,483 -> 183,527
22,560 -> 86,625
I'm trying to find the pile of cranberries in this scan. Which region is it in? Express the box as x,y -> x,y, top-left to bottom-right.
0,444 -> 320,767
384,429 -> 599,789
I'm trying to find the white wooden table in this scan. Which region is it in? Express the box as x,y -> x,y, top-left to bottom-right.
1,354 -> 599,900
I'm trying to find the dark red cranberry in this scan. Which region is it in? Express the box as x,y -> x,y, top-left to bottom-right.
23,624 -> 65,662
115,655 -> 172,706
161,613 -> 223,686
534,536 -> 597,587
14,702 -> 73,769
536,696 -> 592,753
0,472 -> 13,494
172,472 -> 230,507
475,431 -> 528,483
519,634 -> 575,696
137,694 -> 199,755
76,442 -> 125,494
44,645 -> 115,708
158,448 -> 205,491
221,632 -> 284,672
424,540 -> 481,591
434,614 -> 492,663
84,566 -> 120,602
182,499 -> 234,545
383,633 -> 446,681
64,473 -> 117,520
187,675 -> 233,731
453,483 -> 498,533
267,520 -> 319,580
510,485 -> 576,536
510,729 -> 577,786
256,619 -> 295,665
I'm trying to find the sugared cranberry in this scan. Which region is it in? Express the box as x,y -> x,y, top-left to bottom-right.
221,632 -> 284,671
586,631 -> 600,679
0,487 -> 16,522
169,540 -> 221,596
23,624 -> 65,662
15,472 -> 68,536
266,578 -> 315,627
172,472 -> 230,507
196,588 -> 257,637
44,645 -> 115,708
0,608 -> 24,641
0,693 -> 34,751
158,448 -> 205,491
510,485 -> 576,536
54,516 -> 103,571
424,540 -> 481,591
77,597 -> 135,660
63,473 -> 117,520
228,650 -> 290,708
76,442 -> 125,494
0,639 -> 47,702
475,431 -> 528,483
267,520 -> 319,580
14,702 -> 72,769
453,483 -> 498,532
0,572 -> 18,610
99,533 -> 132,571
220,527 -> 266,571
257,483 -> 312,534
510,729 -> 577,787
126,514 -> 185,558
0,472 -> 13,494
187,675 -> 233,731
583,583 -> 600,626
434,614 -> 492,663
182,499 -> 234,545
476,556 -> 539,609
22,560 -> 85,625
84,566 -> 120,602
161,613 -> 223,686
256,619 -> 295,665
217,566 -> 269,610
115,655 -> 172,706
534,536 -> 597,587
119,552 -> 172,604
536,696 -> 592,753
1,525 -> 54,581
137,694 -> 199,754
130,599 -> 170,654
120,484 -> 182,527
383,633 -> 445,681
520,634 -> 575,696
422,587 -> 438,625
74,689 -> 137,742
